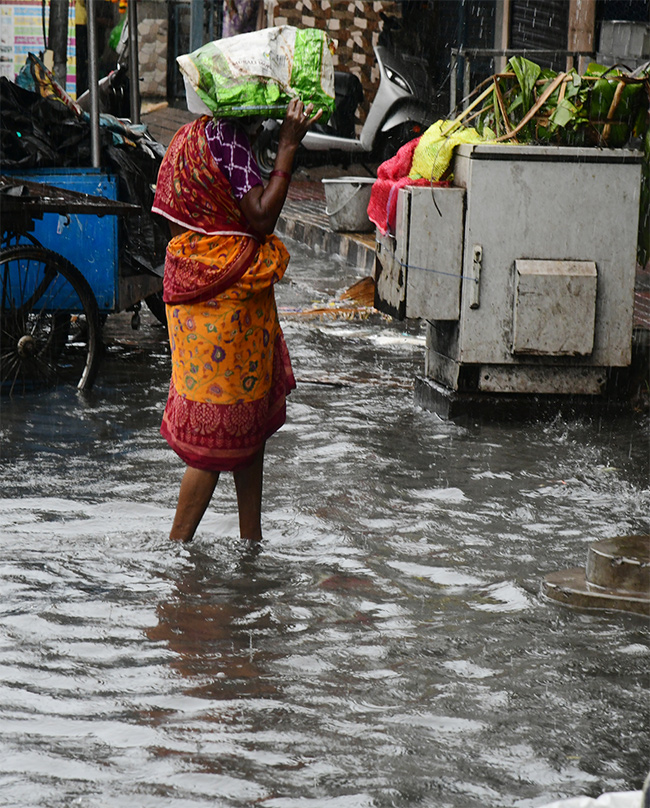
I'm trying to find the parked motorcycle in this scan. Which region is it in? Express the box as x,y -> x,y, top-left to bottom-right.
253,27 -> 434,176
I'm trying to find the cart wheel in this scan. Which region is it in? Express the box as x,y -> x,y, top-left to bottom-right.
0,245 -> 102,394
1,230 -> 41,249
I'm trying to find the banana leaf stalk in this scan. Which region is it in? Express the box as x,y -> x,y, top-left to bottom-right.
493,72 -> 568,142
493,78 -> 515,139
440,83 -> 498,138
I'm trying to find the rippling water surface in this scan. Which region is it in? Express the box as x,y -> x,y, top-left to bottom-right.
0,239 -> 648,807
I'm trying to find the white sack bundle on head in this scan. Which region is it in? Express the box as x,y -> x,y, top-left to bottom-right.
177,25 -> 335,120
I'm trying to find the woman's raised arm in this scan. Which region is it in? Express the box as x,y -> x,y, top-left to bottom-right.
240,98 -> 323,236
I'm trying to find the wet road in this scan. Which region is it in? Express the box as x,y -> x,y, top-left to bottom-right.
0,238 -> 648,807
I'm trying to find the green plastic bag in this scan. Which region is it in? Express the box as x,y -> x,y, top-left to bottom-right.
109,17 -> 126,52
177,26 -> 335,120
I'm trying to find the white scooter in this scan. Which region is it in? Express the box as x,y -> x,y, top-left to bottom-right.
253,39 -> 434,176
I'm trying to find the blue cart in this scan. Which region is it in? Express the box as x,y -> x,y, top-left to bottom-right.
0,172 -> 161,394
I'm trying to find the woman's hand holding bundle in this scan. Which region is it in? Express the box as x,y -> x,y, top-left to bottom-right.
241,98 -> 323,236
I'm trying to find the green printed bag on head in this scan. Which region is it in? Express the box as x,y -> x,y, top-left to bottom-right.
177,26 -> 335,120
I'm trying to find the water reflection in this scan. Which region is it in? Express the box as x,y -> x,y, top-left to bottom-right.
147,547 -> 281,701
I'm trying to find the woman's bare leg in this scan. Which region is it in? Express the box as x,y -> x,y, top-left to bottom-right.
233,445 -> 265,542
169,466 -> 220,542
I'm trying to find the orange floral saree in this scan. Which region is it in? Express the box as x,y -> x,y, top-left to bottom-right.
152,117 -> 296,471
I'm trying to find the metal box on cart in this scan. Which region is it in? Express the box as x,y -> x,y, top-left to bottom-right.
5,168 -> 162,314
374,143 -> 643,413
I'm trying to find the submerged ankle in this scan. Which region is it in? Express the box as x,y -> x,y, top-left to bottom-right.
169,533 -> 194,543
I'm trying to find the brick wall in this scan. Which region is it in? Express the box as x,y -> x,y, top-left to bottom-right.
269,1 -> 401,122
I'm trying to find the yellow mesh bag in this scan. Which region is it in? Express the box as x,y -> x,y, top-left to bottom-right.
409,120 -> 488,181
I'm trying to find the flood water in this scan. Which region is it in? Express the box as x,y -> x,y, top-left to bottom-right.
0,238 -> 648,808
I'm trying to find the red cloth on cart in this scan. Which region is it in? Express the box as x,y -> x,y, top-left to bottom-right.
367,137 -> 448,236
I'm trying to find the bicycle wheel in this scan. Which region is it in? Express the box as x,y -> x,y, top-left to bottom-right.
0,245 -> 102,394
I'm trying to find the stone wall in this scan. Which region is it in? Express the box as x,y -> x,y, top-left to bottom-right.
137,1 -> 168,100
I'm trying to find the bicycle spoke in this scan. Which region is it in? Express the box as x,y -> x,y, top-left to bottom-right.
0,246 -> 101,394
32,354 -> 60,383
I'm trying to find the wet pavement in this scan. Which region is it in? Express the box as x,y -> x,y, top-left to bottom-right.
0,236 -> 649,808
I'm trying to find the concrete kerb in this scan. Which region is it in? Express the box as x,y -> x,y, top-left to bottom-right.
275,208 -> 376,275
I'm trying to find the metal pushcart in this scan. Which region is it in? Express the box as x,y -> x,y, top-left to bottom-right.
0,174 -> 153,395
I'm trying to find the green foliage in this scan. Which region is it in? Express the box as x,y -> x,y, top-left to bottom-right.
475,60 -> 648,150
472,60 -> 649,265
508,56 -> 540,120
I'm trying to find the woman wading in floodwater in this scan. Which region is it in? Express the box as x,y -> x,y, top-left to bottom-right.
152,98 -> 321,543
